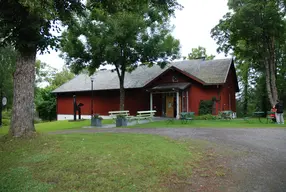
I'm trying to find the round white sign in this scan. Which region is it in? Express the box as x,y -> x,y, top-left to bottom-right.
2,97 -> 7,106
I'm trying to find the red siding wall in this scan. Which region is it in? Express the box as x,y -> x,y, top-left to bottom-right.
56,67 -> 238,116
220,66 -> 237,112
187,82 -> 221,115
57,89 -> 149,116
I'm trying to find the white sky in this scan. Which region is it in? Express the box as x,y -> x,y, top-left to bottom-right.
37,0 -> 230,71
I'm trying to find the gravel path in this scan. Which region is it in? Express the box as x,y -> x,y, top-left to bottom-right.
50,128 -> 286,192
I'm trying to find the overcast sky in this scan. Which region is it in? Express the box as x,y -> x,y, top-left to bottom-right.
37,0 -> 230,71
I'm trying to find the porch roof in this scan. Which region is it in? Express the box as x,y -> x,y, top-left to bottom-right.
151,82 -> 191,91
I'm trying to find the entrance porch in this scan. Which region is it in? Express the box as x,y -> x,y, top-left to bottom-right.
148,83 -> 191,119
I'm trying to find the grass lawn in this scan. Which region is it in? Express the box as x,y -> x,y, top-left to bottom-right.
128,118 -> 286,128
0,133 -> 202,192
0,119 -> 114,135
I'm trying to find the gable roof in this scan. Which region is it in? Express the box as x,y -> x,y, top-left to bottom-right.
53,58 -> 234,93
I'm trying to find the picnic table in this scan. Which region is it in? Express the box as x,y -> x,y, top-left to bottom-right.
109,110 -> 156,124
133,110 -> 156,124
108,110 -> 130,122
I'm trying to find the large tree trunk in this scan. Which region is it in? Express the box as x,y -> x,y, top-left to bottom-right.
265,58 -> 275,106
119,78 -> 125,111
243,81 -> 248,116
10,49 -> 36,137
242,62 -> 249,116
264,44 -> 278,106
115,64 -> 126,111
269,37 -> 278,104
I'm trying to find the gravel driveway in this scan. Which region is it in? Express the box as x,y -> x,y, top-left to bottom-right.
51,128 -> 286,192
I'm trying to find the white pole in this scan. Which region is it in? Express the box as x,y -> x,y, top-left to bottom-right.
150,92 -> 153,110
176,91 -> 180,119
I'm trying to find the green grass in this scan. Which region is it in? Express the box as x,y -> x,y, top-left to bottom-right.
128,118 -> 286,128
0,133 -> 201,192
0,119 -> 114,135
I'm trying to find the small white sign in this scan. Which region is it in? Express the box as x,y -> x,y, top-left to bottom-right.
2,97 -> 7,106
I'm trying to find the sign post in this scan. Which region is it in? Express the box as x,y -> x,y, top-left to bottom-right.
0,97 -> 7,127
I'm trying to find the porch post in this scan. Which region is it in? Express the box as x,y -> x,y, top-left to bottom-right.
150,92 -> 153,110
176,91 -> 180,119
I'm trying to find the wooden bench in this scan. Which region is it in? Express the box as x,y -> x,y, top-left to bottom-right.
220,110 -> 233,120
133,110 -> 156,124
108,111 -> 130,122
180,112 -> 195,124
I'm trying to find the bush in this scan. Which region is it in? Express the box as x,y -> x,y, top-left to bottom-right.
194,114 -> 218,120
35,86 -> 57,121
116,115 -> 126,119
2,110 -> 11,119
199,100 -> 213,115
34,119 -> 42,124
2,119 -> 10,126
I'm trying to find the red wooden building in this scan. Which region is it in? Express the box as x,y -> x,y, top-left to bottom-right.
53,58 -> 239,120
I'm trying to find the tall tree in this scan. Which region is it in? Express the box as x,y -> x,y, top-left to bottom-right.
211,0 -> 286,106
35,66 -> 74,121
48,66 -> 74,87
61,0 -> 181,110
186,46 -> 215,60
0,0 -> 84,137
34,60 -> 74,121
35,60 -> 57,86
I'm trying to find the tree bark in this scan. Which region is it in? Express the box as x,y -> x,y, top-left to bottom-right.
10,49 -> 36,137
242,62 -> 249,116
263,37 -> 278,107
269,37 -> 278,104
243,79 -> 248,116
115,64 -> 126,111
264,57 -> 276,106
119,78 -> 125,111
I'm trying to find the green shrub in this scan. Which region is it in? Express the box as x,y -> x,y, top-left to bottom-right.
2,110 -> 11,119
199,100 -> 213,115
2,119 -> 10,126
116,114 -> 126,119
194,114 -> 217,120
34,119 -> 42,124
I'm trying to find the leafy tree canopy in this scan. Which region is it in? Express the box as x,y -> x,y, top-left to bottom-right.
186,46 -> 215,60
211,0 -> 286,105
0,0 -> 84,53
60,0 -> 182,110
